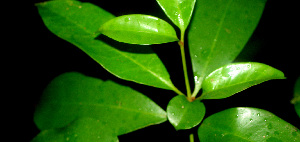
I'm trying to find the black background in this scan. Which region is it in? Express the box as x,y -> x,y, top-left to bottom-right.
17,0 -> 299,141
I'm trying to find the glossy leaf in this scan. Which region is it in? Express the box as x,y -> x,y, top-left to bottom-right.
200,62 -> 285,100
156,0 -> 196,31
167,95 -> 205,130
198,107 -> 300,142
188,0 -> 267,95
98,14 -> 178,45
36,0 -> 179,91
32,118 -> 118,142
291,77 -> 300,117
34,72 -> 167,135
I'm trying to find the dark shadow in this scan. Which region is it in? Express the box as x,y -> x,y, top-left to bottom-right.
95,34 -> 155,54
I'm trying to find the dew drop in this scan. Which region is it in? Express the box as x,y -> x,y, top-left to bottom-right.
249,119 -> 253,122
125,17 -> 131,22
257,113 -> 260,116
181,105 -> 185,109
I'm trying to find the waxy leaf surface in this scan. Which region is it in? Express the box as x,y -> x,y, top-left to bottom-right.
99,14 -> 178,44
201,62 -> 285,99
292,77 -> 300,117
36,0 -> 178,91
188,0 -> 267,95
198,107 -> 300,142
156,0 -> 196,30
167,95 -> 205,130
32,118 -> 118,142
34,72 -> 167,135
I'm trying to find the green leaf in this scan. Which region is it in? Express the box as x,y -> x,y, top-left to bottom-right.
200,62 -> 285,100
34,72 -> 167,135
98,14 -> 178,45
198,107 -> 300,142
32,118 -> 118,142
291,77 -> 300,118
156,0 -> 196,31
167,95 -> 205,130
188,0 -> 267,95
36,0 -> 179,91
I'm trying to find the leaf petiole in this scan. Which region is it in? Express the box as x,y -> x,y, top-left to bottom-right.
189,133 -> 194,142
179,30 -> 192,100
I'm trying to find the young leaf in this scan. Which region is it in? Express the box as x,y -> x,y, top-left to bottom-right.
98,14 -> 178,45
156,0 -> 196,31
167,95 -> 205,130
188,0 -> 267,95
32,118 -> 118,142
200,62 -> 285,100
198,107 -> 300,142
34,72 -> 167,135
291,77 -> 300,118
36,0 -> 179,91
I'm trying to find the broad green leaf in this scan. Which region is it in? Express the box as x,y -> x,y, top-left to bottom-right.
34,72 -> 167,135
36,0 -> 179,91
156,0 -> 196,31
200,62 -> 285,100
291,77 -> 300,118
98,14 -> 178,45
32,118 -> 118,142
198,107 -> 300,142
188,0 -> 267,95
167,95 -> 205,130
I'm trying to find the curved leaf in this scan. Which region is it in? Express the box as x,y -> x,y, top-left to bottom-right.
36,0 -> 179,91
34,72 -> 167,135
32,118 -> 118,142
198,107 -> 300,142
200,62 -> 285,99
156,0 -> 196,31
188,0 -> 267,95
291,77 -> 300,118
99,14 -> 178,45
167,95 -> 205,130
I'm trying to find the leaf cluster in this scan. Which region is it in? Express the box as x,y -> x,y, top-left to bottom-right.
33,0 -> 299,141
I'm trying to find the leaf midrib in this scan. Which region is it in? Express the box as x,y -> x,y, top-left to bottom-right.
49,101 -> 166,118
203,78 -> 278,95
196,0 -> 234,84
102,29 -> 178,40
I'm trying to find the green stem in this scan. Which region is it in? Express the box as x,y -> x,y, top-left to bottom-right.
179,30 -> 192,99
173,86 -> 185,96
190,133 -> 195,142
